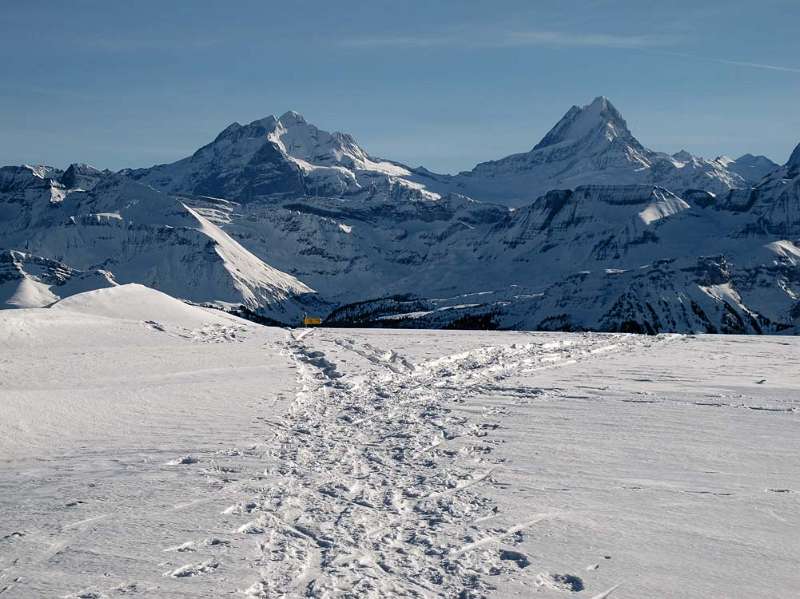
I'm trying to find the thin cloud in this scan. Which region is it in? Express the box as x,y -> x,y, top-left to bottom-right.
504,31 -> 674,49
80,34 -> 220,52
339,30 -> 675,50
341,32 -> 800,75
660,51 -> 800,74
712,58 -> 800,74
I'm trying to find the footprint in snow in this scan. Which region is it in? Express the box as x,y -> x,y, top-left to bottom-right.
165,455 -> 198,466
536,572 -> 585,592
164,538 -> 230,553
164,560 -> 219,578
499,549 -> 530,568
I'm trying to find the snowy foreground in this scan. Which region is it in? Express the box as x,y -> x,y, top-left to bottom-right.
1,286 -> 798,598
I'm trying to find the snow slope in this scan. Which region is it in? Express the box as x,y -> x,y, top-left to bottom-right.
50,283 -> 243,329
1,306 -> 798,597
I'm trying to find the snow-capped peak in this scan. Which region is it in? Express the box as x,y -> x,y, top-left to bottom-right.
262,112 -> 420,183
126,109 -> 437,203
721,153 -> 779,182
418,96 -> 757,206
267,111 -> 369,167
532,96 -> 633,151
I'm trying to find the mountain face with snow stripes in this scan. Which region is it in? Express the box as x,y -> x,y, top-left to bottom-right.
0,167 -> 320,322
1,98 -> 797,333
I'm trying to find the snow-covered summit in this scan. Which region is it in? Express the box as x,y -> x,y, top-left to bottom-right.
60,163 -> 107,190
267,110 -> 403,174
672,149 -> 695,162
532,96 -> 633,151
415,97 -> 752,206
129,110 -> 435,202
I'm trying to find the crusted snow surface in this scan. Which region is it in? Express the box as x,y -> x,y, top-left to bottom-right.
1,295 -> 798,598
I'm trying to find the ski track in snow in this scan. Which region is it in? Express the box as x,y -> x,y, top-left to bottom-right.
153,329 -> 646,598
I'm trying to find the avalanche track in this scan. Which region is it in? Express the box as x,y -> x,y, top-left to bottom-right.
226,330 -> 652,598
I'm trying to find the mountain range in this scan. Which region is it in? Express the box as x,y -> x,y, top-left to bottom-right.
1,97 -> 798,334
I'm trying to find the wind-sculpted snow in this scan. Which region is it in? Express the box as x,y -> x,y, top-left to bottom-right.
50,283 -> 244,329
2,312 -> 797,597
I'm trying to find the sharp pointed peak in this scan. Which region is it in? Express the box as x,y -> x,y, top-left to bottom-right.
588,95 -> 612,108
582,96 -> 625,120
533,96 -> 632,152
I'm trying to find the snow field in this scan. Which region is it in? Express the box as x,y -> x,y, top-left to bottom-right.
0,288 -> 797,597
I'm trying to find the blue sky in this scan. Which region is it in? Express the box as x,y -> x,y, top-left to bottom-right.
2,0 -> 799,172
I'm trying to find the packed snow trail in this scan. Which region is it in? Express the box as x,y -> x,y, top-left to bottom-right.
219,330 -> 651,598
3,309 -> 797,599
